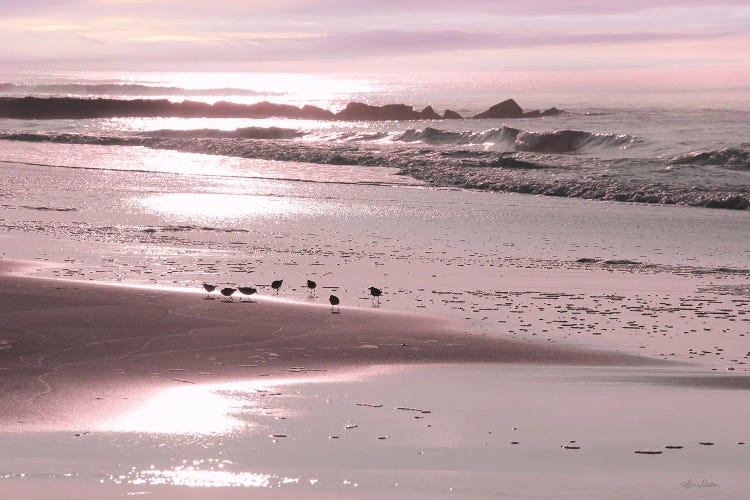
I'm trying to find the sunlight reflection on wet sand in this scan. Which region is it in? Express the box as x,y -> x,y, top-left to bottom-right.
99,369 -> 383,435
137,192 -> 304,220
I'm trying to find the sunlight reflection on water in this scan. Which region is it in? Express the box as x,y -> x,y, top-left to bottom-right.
127,468 -> 299,488
109,459 -> 303,489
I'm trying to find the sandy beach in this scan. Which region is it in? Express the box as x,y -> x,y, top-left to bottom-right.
2,252 -> 750,498
1,147 -> 749,498
0,259 -> 655,430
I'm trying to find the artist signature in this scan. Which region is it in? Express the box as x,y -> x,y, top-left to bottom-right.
681,479 -> 719,489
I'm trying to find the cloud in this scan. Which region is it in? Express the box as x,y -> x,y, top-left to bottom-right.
293,0 -> 750,16
1,0 -> 748,71
31,29 -> 722,69
310,30 -> 729,58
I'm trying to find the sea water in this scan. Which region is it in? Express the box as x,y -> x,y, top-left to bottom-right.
1,71 -> 749,208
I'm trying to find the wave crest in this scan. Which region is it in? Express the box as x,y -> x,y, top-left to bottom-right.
393,126 -> 637,153
671,147 -> 750,170
515,129 -> 637,153
394,126 -> 519,147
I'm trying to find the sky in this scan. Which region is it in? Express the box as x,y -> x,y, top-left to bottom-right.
1,0 -> 749,85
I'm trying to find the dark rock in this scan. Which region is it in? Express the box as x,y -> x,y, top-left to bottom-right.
0,96 -> 562,122
380,104 -> 420,120
474,99 -> 524,119
0,96 -> 336,120
335,102 -> 426,121
420,106 -> 443,120
301,104 -> 336,120
522,107 -> 564,118
540,107 -> 563,116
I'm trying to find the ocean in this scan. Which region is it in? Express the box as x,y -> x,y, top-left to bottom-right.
1,71 -> 749,209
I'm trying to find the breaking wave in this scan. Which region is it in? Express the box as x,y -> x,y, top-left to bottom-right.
514,129 -> 638,153
671,147 -> 750,170
0,129 -> 747,210
393,126 -> 638,153
394,127 -> 518,147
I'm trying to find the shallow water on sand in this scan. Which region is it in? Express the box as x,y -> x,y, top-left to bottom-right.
1,364 -> 748,499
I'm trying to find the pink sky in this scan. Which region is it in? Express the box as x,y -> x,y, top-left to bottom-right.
1,0 -> 749,86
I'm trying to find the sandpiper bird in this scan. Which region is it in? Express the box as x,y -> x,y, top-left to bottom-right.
306,279 -> 317,297
329,294 -> 340,313
202,283 -> 217,298
271,279 -> 283,295
237,286 -> 258,301
220,287 -> 236,301
368,286 -> 382,306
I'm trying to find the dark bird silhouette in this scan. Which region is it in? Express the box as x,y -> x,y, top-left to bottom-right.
329,294 -> 340,313
202,283 -> 217,298
368,286 -> 382,306
220,287 -> 236,301
306,279 -> 317,297
271,279 -> 283,295
237,286 -> 258,302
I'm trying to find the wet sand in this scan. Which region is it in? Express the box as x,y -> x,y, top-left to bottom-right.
2,258 -> 750,498
2,361 -> 749,499
0,259 -> 656,431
